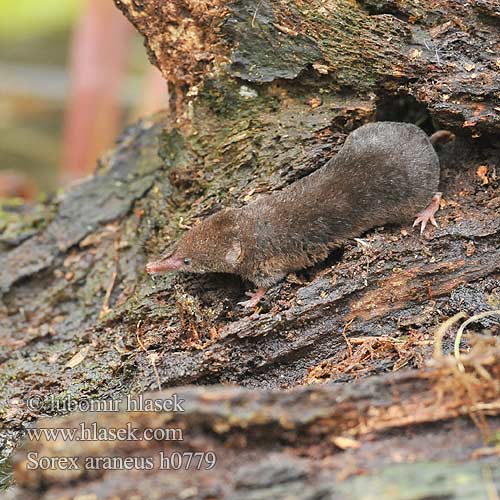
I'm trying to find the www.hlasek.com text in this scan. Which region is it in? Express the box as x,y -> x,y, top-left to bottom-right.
26,422 -> 184,442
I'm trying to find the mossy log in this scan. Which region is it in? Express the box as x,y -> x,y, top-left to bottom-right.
1,0 -> 499,497
9,345 -> 500,498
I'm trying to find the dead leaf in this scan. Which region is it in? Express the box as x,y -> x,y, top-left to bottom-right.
243,188 -> 256,202
307,97 -> 322,109
331,436 -> 361,450
48,353 -> 59,364
65,347 -> 89,368
273,22 -> 298,36
464,241 -> 476,257
409,48 -> 422,60
463,119 -> 478,128
312,62 -> 329,74
476,165 -> 489,185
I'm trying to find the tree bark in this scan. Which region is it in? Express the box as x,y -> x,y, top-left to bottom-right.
1,0 -> 499,496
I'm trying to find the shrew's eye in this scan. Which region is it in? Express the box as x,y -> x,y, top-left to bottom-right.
183,257 -> 192,265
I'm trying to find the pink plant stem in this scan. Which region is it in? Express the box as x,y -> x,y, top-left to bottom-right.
60,0 -> 132,185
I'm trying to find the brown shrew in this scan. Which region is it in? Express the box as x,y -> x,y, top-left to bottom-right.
146,121 -> 454,308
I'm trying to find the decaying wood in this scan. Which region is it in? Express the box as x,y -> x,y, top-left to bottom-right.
9,340 -> 500,498
115,0 -> 500,134
1,0 -> 499,496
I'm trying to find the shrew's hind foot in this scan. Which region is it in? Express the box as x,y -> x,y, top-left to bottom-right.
238,287 -> 267,309
413,192 -> 442,235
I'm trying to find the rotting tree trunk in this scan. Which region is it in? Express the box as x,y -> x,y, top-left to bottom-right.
1,0 -> 500,497
9,349 -> 500,498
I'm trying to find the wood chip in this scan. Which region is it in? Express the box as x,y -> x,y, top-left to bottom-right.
307,97 -> 322,109
65,347 -> 89,369
313,62 -> 329,74
476,165 -> 489,185
331,436 -> 361,450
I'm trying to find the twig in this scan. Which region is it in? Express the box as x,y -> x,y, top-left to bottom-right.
423,39 -> 441,66
482,465 -> 500,500
349,335 -> 399,344
341,318 -> 355,359
434,47 -> 441,65
99,236 -> 120,319
472,446 -> 500,459
454,310 -> 500,372
468,402 -> 500,413
136,320 -> 162,391
136,320 -> 146,351
99,267 -> 118,319
252,0 -> 263,28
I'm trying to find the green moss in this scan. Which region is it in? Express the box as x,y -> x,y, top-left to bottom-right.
295,1 -> 408,92
488,431 -> 500,446
337,461 -> 499,499
0,199 -> 54,245
221,0 -> 411,93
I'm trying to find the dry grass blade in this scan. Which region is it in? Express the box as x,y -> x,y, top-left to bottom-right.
433,311 -> 467,359
454,310 -> 500,372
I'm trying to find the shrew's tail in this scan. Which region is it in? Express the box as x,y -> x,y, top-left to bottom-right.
430,130 -> 455,146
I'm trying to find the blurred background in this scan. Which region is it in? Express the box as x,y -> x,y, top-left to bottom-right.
0,0 -> 168,200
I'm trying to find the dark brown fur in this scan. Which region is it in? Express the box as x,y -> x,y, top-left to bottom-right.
429,130 -> 455,146
147,122 -> 442,288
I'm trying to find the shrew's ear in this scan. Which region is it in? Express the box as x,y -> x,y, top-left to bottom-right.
225,241 -> 242,265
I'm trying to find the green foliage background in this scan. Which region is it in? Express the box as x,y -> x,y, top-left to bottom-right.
0,0 -> 79,40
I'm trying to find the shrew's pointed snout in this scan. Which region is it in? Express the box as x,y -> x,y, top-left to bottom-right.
145,256 -> 183,274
